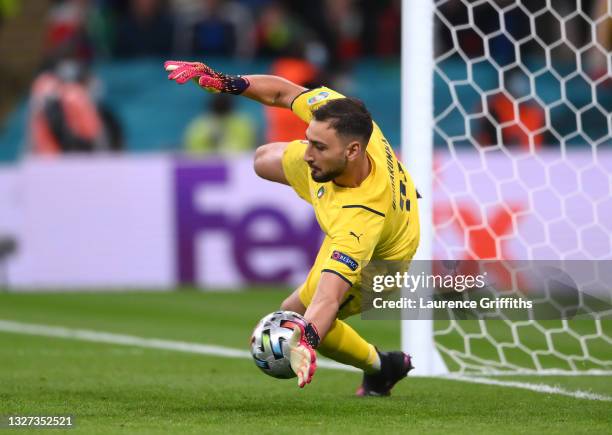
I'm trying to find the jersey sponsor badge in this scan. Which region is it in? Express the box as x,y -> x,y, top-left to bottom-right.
331,250 -> 359,271
307,91 -> 330,105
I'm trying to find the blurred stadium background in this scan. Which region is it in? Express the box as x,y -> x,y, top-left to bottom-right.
0,0 -> 611,432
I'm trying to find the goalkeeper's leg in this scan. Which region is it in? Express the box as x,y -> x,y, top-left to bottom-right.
317,318 -> 380,372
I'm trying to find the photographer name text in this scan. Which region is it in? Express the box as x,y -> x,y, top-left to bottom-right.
372,297 -> 533,310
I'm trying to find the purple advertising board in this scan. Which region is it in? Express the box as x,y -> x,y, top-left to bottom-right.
174,158 -> 323,287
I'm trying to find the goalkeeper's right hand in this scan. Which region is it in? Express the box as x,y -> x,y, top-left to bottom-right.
164,60 -> 250,95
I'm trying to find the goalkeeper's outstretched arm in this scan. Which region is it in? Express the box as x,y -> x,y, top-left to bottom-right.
164,60 -> 306,108
165,60 -> 306,186
242,75 -> 306,108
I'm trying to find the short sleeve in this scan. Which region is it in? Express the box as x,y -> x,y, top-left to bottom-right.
281,139 -> 311,204
319,207 -> 386,286
290,87 -> 347,124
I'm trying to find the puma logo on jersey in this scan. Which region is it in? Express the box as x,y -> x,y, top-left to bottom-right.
349,231 -> 364,243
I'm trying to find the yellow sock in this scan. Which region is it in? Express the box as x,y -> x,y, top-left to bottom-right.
318,319 -> 381,373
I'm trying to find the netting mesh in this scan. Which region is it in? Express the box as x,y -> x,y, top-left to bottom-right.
431,0 -> 612,374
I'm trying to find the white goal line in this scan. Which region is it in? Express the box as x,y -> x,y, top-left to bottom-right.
444,375 -> 612,402
0,319 -> 352,371
452,369 -> 612,377
0,319 -> 610,402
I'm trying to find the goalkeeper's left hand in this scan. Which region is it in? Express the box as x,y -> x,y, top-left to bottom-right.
164,60 -> 250,95
288,322 -> 320,388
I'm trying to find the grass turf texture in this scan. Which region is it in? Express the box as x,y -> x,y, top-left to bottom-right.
0,290 -> 610,434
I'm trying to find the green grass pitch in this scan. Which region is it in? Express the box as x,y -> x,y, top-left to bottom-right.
0,290 -> 610,434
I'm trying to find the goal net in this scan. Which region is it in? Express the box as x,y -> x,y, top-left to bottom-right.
403,0 -> 612,376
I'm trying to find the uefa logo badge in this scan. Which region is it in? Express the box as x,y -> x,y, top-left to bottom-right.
308,91 -> 330,105
317,186 -> 325,198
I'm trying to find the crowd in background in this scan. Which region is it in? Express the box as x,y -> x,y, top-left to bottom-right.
0,0 -> 609,157
25,0 -> 403,155
43,0 -> 401,66
40,0 -> 611,69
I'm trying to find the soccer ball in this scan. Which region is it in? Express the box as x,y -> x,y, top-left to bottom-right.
250,310 -> 307,379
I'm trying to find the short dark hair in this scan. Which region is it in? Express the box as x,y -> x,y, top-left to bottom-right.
312,97 -> 373,146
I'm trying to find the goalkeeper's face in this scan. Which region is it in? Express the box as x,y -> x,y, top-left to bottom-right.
304,120 -> 353,183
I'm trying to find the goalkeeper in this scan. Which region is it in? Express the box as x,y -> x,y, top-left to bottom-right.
165,60 -> 419,396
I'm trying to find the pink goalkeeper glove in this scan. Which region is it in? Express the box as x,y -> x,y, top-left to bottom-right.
164,60 -> 250,94
288,321 -> 319,388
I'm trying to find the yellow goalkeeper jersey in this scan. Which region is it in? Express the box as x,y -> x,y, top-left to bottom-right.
281,87 -> 420,286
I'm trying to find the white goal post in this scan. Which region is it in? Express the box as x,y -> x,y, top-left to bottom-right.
400,0 -> 612,376
401,0 -> 448,376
